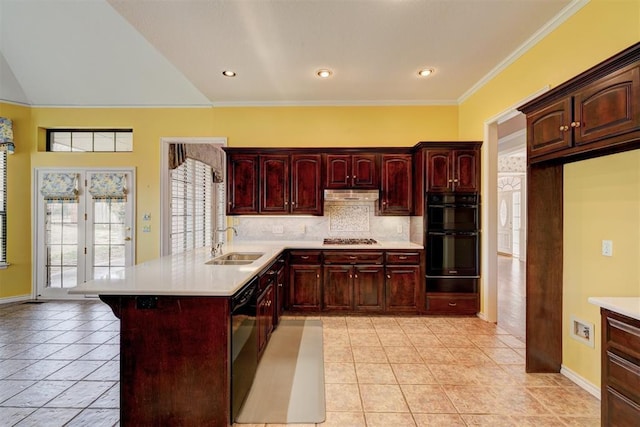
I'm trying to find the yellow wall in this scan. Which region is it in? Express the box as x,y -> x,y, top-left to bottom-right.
458,0 -> 640,387
0,103 -> 32,298
0,104 -> 458,299
213,105 -> 459,147
564,151 -> 640,386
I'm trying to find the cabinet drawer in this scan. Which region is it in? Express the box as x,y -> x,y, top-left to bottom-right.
607,351 -> 640,404
323,251 -> 383,265
385,252 -> 420,264
606,314 -> 640,358
605,386 -> 640,427
289,251 -> 322,264
425,294 -> 478,315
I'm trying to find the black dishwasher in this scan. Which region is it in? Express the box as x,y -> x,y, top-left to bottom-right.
230,277 -> 258,422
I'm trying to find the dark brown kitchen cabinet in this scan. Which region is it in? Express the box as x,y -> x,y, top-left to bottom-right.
385,252 -> 422,312
522,52 -> 640,163
227,154 -> 259,214
273,256 -> 287,327
260,155 -> 289,214
323,265 -> 353,311
290,154 -> 323,215
426,149 -> 479,193
599,309 -> 640,427
325,154 -> 378,189
288,251 -> 322,311
379,154 -> 412,215
323,251 -> 385,312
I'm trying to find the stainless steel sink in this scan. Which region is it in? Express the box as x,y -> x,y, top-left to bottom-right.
206,259 -> 254,265
205,252 -> 264,265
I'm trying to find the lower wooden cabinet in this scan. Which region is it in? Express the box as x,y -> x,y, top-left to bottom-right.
288,251 -> 322,311
385,265 -> 421,312
425,293 -> 478,315
600,309 -> 640,426
288,250 -> 423,314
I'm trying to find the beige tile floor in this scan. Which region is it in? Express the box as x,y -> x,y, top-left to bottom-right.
0,301 -> 600,426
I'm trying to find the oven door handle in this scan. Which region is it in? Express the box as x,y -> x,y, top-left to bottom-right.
428,231 -> 478,236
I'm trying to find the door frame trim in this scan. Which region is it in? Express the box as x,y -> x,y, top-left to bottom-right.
32,167 -> 136,300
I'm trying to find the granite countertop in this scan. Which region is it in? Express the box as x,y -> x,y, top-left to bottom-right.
588,297 -> 640,321
70,240 -> 423,298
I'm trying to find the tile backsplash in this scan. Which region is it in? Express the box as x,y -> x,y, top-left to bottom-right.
232,201 -> 421,242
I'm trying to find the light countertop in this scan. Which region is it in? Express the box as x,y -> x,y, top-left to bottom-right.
588,297 -> 640,321
70,240 -> 423,298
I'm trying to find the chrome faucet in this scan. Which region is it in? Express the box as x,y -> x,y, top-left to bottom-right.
218,226 -> 238,236
211,227 -> 238,257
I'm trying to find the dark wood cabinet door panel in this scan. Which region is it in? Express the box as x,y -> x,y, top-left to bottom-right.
325,154 -> 350,188
386,266 -> 420,312
227,154 -> 259,214
352,154 -> 378,188
425,293 -> 478,314
289,264 -> 321,311
574,65 -> 640,146
426,151 -> 451,192
323,265 -> 353,311
453,151 -> 479,192
354,266 -> 384,311
260,155 -> 289,214
380,154 -> 412,215
527,99 -> 573,158
323,251 -> 384,265
291,154 -> 322,215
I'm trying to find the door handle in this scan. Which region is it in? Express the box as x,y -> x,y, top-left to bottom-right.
124,237 -> 131,241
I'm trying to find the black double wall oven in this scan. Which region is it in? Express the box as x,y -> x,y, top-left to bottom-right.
425,193 -> 480,280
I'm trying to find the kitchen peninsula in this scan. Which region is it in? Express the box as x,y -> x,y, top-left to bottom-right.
70,240 -> 422,426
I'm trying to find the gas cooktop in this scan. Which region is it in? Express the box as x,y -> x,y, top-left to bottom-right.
323,238 -> 378,245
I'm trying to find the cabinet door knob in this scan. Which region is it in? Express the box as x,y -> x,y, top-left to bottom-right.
316,274 -> 320,278
571,121 -> 581,128
354,274 -> 358,279
278,283 -> 283,287
559,125 -> 569,131
448,179 -> 453,183
349,274 -> 353,278
453,179 -> 459,183
387,274 -> 391,279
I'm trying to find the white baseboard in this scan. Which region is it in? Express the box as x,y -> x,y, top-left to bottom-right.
561,364 -> 601,400
0,294 -> 32,305
476,312 -> 490,322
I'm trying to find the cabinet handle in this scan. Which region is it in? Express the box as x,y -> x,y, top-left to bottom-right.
285,201 -> 288,205
387,274 -> 391,279
349,256 -> 357,259
453,179 -> 459,183
448,302 -> 457,307
301,255 -> 309,259
559,125 -> 569,132
349,274 -> 353,278
448,179 -> 453,183
278,283 -> 283,287
571,121 -> 581,128
291,201 -> 295,205
398,256 -> 408,260
346,175 -> 350,179
353,175 -> 356,179
354,274 -> 358,279
316,274 -> 320,278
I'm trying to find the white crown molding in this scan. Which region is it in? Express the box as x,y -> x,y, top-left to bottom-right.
458,0 -> 590,104
211,99 -> 459,108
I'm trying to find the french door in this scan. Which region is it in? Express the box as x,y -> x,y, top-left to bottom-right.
34,168 -> 135,299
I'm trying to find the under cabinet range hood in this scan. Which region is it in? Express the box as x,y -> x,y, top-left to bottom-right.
324,189 -> 379,201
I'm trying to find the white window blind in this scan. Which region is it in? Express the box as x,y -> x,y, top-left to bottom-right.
170,158 -> 213,255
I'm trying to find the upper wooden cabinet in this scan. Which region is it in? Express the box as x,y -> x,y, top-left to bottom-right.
379,154 -> 412,215
290,154 -> 323,215
226,151 -> 323,215
520,43 -> 640,164
425,149 -> 479,193
325,154 -> 378,189
227,154 -> 259,214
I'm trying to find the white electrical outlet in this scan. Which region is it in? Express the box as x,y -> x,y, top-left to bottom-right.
272,224 -> 284,234
602,240 -> 613,257
396,224 -> 403,234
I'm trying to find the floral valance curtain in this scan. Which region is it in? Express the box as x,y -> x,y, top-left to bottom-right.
0,142 -> 14,154
169,143 -> 224,183
40,173 -> 79,203
88,173 -> 127,200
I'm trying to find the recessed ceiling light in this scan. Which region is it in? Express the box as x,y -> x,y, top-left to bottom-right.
316,69 -> 333,78
418,68 -> 434,77
222,70 -> 236,77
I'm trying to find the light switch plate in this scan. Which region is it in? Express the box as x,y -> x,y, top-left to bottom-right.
602,240 -> 613,256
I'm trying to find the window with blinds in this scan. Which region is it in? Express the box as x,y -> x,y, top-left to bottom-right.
170,158 -> 214,255
0,151 -> 6,265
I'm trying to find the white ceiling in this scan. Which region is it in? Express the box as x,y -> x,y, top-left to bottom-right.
0,0 -> 583,107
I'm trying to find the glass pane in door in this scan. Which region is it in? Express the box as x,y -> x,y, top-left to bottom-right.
93,199 -> 127,279
45,201 -> 79,288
